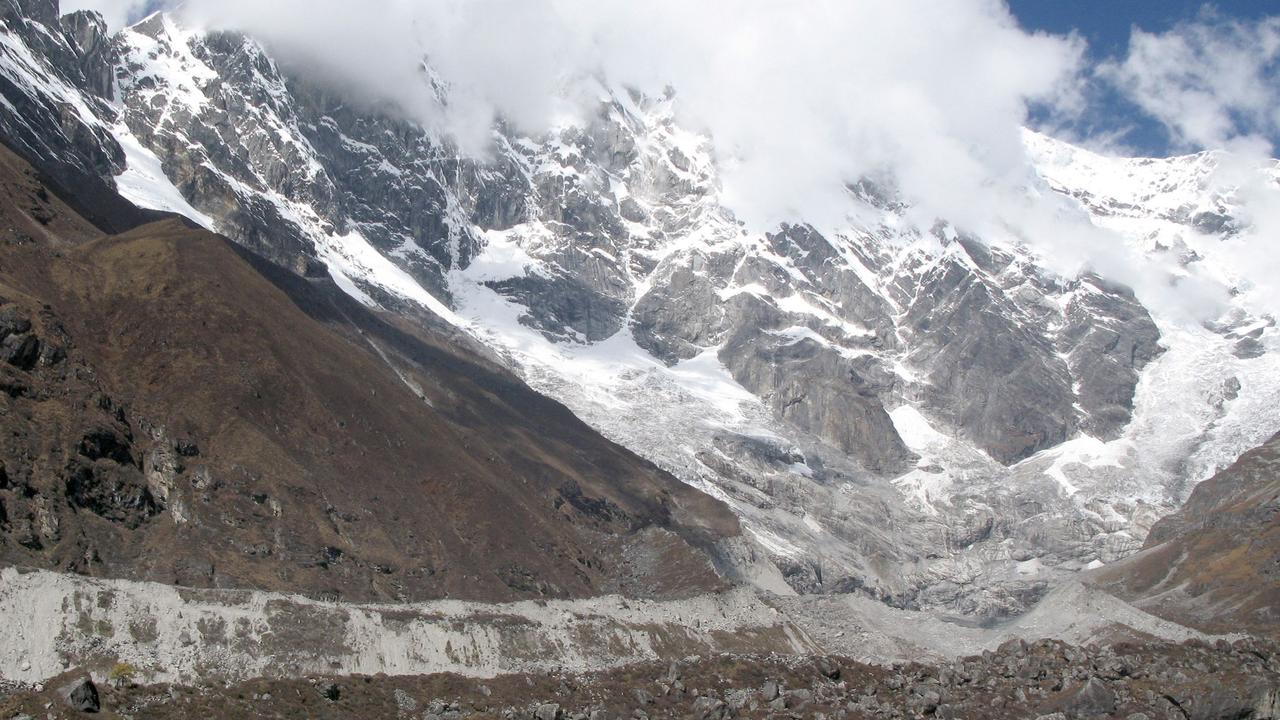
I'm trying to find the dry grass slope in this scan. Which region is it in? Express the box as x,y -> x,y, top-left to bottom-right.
0,142 -> 738,603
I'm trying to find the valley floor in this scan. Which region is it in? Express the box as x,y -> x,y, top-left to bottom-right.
3,636 -> 1278,719
0,566 -> 1228,687
2,565 -> 1274,720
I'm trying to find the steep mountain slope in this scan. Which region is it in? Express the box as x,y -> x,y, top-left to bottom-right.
1090,432 -> 1280,639
0,140 -> 740,602
0,1 -> 1277,619
0,0 -> 156,232
1026,131 -> 1280,483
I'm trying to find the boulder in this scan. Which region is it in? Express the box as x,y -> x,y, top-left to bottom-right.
691,696 -> 729,720
1059,676 -> 1115,718
61,676 -> 100,713
534,703 -> 561,720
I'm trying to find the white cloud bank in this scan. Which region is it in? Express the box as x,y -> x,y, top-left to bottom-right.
169,0 -> 1085,233
1102,12 -> 1280,156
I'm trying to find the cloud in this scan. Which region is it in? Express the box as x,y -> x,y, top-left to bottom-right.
1099,12 -> 1280,317
169,0 -> 1084,234
67,0 -> 1277,320
1101,11 -> 1280,155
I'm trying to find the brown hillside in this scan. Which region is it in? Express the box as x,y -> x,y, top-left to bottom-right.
0,143 -> 738,602
1090,433 -> 1280,639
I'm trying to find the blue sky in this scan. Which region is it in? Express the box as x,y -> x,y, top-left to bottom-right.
1009,0 -> 1279,58
1009,0 -> 1280,156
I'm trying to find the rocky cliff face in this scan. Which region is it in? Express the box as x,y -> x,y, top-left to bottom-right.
0,1 -> 1277,619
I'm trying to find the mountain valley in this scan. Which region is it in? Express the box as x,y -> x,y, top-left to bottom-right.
0,0 -> 1277,717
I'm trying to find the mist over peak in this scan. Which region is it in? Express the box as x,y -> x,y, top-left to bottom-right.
63,0 -> 1280,319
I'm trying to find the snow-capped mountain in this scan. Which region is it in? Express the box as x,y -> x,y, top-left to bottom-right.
2,1 -> 1276,618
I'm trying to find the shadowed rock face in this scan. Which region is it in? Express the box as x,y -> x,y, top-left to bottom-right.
707,225 -> 913,474
1091,432 -> 1280,639
1057,276 -> 1164,440
901,254 -> 1078,464
721,323 -> 912,475
631,254 -> 736,362
0,2 -> 162,233
0,141 -> 739,602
